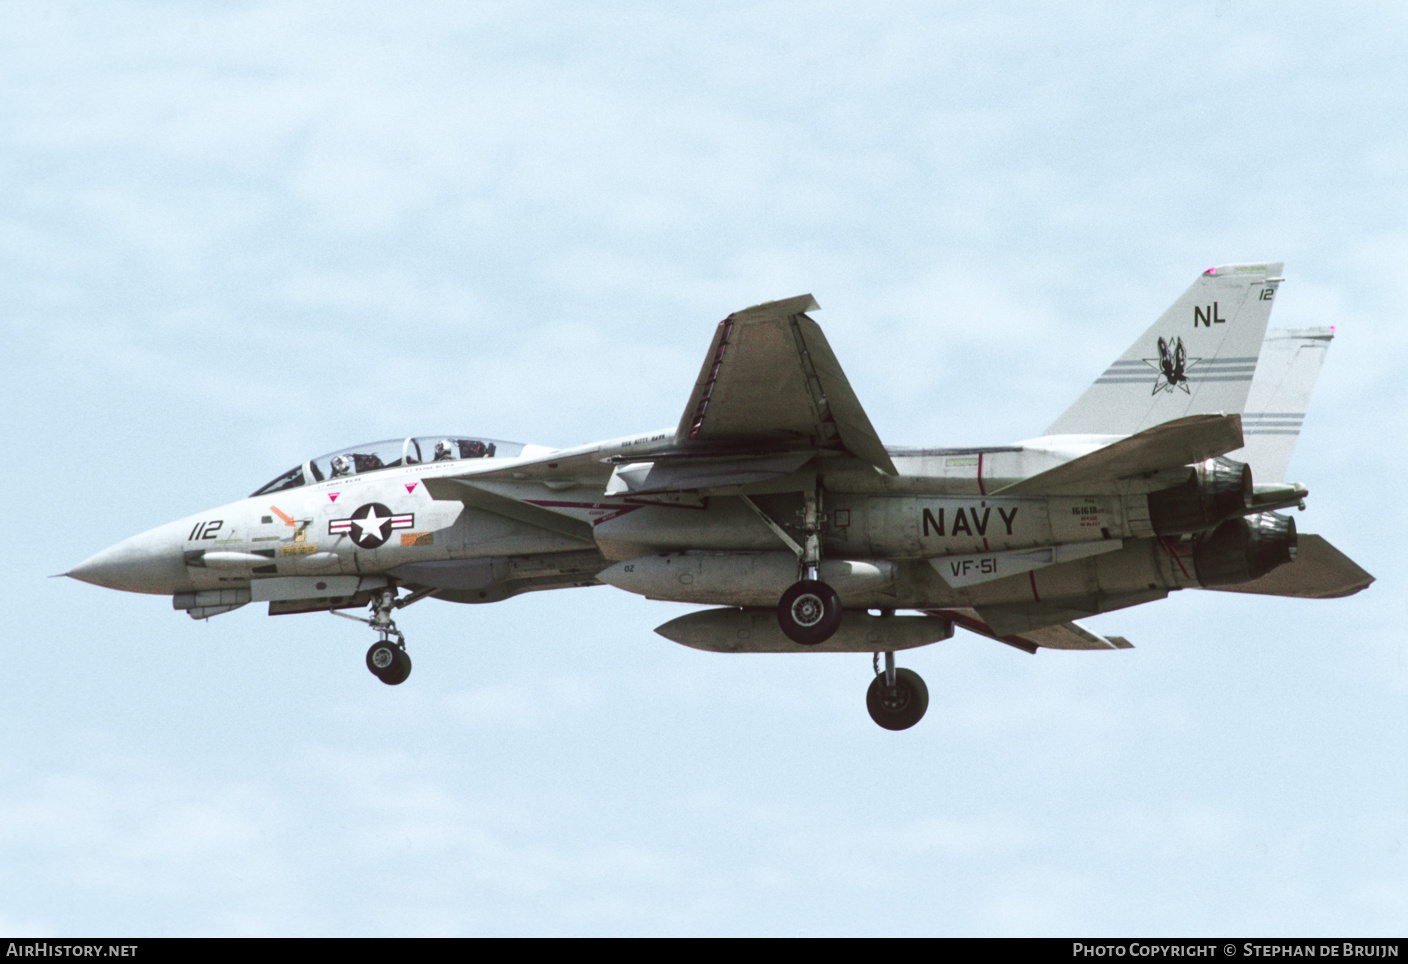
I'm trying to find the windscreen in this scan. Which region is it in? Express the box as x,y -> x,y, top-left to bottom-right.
251,435 -> 526,496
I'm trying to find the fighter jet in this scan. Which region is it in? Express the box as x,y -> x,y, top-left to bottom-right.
69,262 -> 1373,729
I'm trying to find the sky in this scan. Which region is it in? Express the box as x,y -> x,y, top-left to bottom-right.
2,0 -> 1405,936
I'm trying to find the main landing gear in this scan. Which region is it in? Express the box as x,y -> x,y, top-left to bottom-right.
333,586 -> 427,686
866,651 -> 929,730
778,579 -> 841,644
751,484 -> 844,646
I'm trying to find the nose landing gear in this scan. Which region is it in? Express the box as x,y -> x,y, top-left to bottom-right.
866,651 -> 928,730
333,586 -> 423,686
366,638 -> 412,685
363,588 -> 412,685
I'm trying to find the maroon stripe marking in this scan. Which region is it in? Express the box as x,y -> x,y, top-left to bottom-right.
1158,536 -> 1192,579
688,317 -> 735,438
928,608 -> 1038,654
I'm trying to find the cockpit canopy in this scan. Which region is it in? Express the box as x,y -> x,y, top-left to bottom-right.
250,436 -> 525,497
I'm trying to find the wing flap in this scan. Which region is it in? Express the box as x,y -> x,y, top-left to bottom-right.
997,413 -> 1244,495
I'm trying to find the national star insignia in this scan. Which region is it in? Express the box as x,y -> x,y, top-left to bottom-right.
328,502 -> 416,549
352,505 -> 389,542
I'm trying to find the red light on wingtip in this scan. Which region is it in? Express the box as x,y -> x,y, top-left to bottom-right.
1205,267 -> 1217,275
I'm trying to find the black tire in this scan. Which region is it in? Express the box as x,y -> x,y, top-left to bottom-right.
382,648 -> 412,686
866,667 -> 929,730
366,641 -> 411,685
777,579 -> 842,645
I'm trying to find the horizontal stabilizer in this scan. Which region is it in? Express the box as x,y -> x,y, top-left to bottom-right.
1209,534 -> 1373,598
605,451 -> 815,496
998,413 -> 1244,495
1020,622 -> 1133,651
930,599 -> 1154,653
656,607 -> 953,654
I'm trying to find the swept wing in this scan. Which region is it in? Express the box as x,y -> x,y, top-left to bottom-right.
673,294 -> 896,474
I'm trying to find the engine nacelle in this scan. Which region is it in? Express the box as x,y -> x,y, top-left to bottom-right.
1191,511 -> 1297,587
1147,457 -> 1252,535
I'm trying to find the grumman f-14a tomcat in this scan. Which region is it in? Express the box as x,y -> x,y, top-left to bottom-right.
69,262 -> 1373,730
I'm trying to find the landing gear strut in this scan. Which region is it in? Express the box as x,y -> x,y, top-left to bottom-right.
333,586 -> 417,685
364,588 -> 411,685
760,484 -> 844,646
866,651 -> 928,730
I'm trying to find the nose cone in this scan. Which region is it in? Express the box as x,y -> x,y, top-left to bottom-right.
68,520 -> 189,595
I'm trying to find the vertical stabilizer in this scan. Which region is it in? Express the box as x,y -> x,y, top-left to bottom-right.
1045,263 -> 1284,437
1227,327 -> 1334,482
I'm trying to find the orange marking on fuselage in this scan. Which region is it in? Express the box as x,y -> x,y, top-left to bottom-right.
269,505 -> 296,526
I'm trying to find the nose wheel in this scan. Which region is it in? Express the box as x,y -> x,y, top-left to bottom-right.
367,638 -> 412,685
866,651 -> 928,730
332,586 -> 420,686
365,588 -> 412,685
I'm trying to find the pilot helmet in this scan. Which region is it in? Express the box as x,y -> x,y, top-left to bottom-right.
435,439 -> 455,460
331,454 -> 352,476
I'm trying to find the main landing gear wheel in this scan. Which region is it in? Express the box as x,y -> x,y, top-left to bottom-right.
366,640 -> 412,685
866,667 -> 929,731
777,579 -> 842,645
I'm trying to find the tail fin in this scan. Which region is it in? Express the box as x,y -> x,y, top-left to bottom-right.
1229,327 -> 1334,482
1045,262 -> 1284,437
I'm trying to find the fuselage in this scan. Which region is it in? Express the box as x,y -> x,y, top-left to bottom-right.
69,427 -> 1221,620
